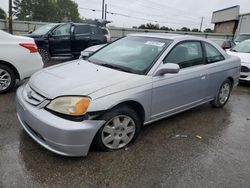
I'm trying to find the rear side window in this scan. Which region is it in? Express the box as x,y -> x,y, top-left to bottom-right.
91,26 -> 102,34
204,43 -> 225,64
164,41 -> 203,69
101,28 -> 108,35
74,25 -> 91,34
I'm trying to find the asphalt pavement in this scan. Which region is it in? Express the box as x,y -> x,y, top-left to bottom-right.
0,62 -> 250,187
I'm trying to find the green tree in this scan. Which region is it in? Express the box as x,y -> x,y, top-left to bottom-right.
0,8 -> 6,19
180,27 -> 191,32
13,0 -> 82,22
138,23 -> 159,30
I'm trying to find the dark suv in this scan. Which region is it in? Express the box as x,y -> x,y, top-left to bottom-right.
26,23 -> 108,63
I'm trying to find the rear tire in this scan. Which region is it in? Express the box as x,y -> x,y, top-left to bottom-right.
38,48 -> 50,63
0,65 -> 16,94
94,105 -> 142,151
210,79 -> 232,108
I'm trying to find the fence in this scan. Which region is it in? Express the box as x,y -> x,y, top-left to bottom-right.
0,19 -> 234,40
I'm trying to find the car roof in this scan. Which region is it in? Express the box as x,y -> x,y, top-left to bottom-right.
128,33 -> 210,41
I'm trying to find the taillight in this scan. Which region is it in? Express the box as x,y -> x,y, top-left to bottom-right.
19,43 -> 38,53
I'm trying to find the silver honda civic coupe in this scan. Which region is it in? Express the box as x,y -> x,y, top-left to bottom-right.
16,34 -> 241,156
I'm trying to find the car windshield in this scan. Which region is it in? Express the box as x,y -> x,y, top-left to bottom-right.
88,36 -> 172,74
234,35 -> 250,42
33,24 -> 58,35
231,40 -> 250,53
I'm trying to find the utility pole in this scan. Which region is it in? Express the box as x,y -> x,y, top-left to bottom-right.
199,16 -> 204,32
9,0 -> 13,34
104,3 -> 107,20
102,0 -> 105,19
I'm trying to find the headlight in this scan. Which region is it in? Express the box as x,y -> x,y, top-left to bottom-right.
46,96 -> 91,117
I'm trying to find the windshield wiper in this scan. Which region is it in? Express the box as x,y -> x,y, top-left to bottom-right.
98,63 -> 133,73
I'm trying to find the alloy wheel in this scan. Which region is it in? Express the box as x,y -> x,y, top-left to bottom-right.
101,115 -> 136,149
0,68 -> 11,91
219,82 -> 230,104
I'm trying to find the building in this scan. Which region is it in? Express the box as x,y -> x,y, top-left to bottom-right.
212,5 -> 250,37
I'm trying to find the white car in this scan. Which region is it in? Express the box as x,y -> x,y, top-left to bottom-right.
227,39 -> 250,82
0,30 -> 43,93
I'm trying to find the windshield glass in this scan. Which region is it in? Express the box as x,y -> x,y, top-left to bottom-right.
231,40 -> 250,53
88,36 -> 172,74
234,35 -> 250,42
33,24 -> 57,35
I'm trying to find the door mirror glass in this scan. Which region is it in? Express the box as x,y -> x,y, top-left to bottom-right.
154,63 -> 180,76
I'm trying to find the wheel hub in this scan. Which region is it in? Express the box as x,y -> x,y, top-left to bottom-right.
101,115 -> 136,149
0,68 -> 11,91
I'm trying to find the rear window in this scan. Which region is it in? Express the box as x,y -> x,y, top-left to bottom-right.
235,34 -> 250,42
101,28 -> 108,35
74,25 -> 91,34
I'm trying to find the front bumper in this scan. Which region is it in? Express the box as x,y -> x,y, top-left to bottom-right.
16,85 -> 105,156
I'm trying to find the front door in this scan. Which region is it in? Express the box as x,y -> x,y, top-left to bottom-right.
49,23 -> 71,55
151,41 -> 208,120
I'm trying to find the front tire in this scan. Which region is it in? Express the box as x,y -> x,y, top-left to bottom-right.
38,48 -> 50,64
210,79 -> 232,108
0,65 -> 16,94
94,105 -> 142,151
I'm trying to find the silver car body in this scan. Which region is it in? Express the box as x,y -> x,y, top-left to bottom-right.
16,34 -> 241,156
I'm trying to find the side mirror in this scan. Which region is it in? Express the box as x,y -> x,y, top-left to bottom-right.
154,63 -> 180,76
80,51 -> 93,59
28,30 -> 33,34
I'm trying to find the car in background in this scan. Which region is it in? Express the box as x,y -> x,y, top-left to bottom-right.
0,30 -> 43,94
101,27 -> 111,43
26,23 -> 108,63
227,39 -> 250,82
210,38 -> 235,50
234,33 -> 250,44
80,44 -> 106,59
16,34 -> 240,157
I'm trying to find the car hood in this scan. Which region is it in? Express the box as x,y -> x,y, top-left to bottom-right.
227,50 -> 250,64
29,60 -> 144,99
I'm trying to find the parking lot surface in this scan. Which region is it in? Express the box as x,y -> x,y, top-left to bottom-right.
0,61 -> 250,187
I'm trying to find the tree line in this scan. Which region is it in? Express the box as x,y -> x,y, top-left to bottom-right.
135,23 -> 213,33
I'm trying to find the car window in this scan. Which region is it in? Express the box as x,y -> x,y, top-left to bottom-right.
231,40 -> 250,53
164,41 -> 203,69
234,34 -> 250,42
101,28 -> 108,35
52,24 -> 71,36
88,36 -> 172,74
204,43 -> 225,64
74,25 -> 91,34
91,26 -> 101,34
33,24 -> 57,35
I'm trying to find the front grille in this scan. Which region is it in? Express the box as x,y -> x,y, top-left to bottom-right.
23,84 -> 46,106
241,66 -> 250,73
240,75 -> 248,78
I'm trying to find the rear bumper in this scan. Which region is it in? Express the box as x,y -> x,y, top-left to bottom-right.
16,85 -> 105,156
19,53 -> 44,80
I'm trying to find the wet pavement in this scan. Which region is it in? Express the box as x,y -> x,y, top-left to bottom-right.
0,72 -> 250,187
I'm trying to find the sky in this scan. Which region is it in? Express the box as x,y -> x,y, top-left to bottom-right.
1,0 -> 250,29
